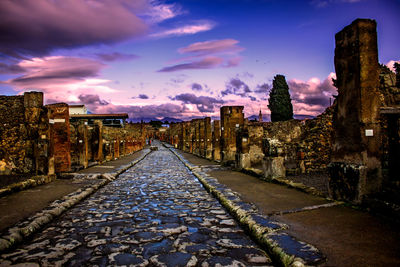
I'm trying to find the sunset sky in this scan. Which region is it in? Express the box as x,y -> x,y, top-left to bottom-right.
0,0 -> 399,121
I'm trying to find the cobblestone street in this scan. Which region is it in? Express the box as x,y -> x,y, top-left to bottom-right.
0,143 -> 272,266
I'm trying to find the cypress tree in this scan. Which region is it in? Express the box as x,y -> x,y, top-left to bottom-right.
268,74 -> 293,122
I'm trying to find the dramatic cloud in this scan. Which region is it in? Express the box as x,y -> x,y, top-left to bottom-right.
8,56 -> 104,86
178,39 -> 243,55
159,39 -> 244,72
96,52 -> 139,62
254,83 -> 271,94
5,56 -> 117,103
135,94 -> 150,99
158,57 -> 224,72
222,78 -> 252,97
0,0 -> 160,57
150,21 -> 215,38
191,83 -> 203,91
171,93 -> 224,112
0,62 -> 26,74
78,94 -> 108,105
94,103 -> 185,120
288,72 -> 337,114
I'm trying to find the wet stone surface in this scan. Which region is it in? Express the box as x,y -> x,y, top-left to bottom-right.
0,144 -> 272,266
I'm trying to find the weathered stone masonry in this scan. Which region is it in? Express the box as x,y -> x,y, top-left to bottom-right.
0,92 -> 146,181
165,19 -> 399,205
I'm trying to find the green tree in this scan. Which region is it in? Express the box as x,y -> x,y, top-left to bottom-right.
268,74 -> 293,122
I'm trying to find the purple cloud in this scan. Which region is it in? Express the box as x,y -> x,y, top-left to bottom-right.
78,94 -> 108,106
96,52 -> 139,62
0,62 -> 26,74
171,93 -> 224,112
288,73 -> 337,114
137,94 -> 149,99
0,0 -> 150,57
95,103 -> 185,119
222,78 -> 252,97
158,57 -> 224,72
254,83 -> 271,94
178,39 -> 243,55
191,83 -> 203,91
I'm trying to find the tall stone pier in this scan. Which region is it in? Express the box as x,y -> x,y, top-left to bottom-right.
329,19 -> 382,203
220,106 -> 244,164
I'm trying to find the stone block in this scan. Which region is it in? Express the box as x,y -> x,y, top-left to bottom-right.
263,156 -> 285,179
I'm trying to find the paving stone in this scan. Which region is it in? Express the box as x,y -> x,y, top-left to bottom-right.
0,143 -> 272,266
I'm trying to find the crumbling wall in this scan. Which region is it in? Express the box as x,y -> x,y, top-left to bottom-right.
0,92 -> 49,176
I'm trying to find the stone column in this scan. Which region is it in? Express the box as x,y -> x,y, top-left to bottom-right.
204,117 -> 213,160
94,120 -> 103,163
212,120 -> 221,162
329,19 -> 382,203
47,103 -> 71,173
220,106 -> 244,164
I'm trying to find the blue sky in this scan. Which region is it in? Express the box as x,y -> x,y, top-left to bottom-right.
0,0 -> 398,120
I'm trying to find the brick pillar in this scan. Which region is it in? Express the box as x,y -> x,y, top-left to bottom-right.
329,19 -> 382,203
212,120 -> 221,162
47,103 -> 71,173
220,106 -> 244,164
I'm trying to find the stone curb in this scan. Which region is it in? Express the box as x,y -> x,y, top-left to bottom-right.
168,146 -> 325,267
0,175 -> 56,199
0,149 -> 151,254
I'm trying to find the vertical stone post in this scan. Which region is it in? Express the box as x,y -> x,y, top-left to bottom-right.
236,126 -> 251,169
212,120 -> 221,162
94,120 -> 103,163
204,117 -> 213,160
329,19 -> 382,203
24,92 -> 49,175
220,106 -> 244,164
47,103 -> 71,173
78,121 -> 89,168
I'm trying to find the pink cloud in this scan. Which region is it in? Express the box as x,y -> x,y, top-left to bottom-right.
150,21 -> 215,38
158,56 -> 224,72
178,39 -> 244,55
6,56 -> 116,103
159,39 -> 244,72
288,72 -> 337,115
386,60 -> 400,72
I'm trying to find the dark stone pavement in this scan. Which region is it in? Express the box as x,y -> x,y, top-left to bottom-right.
178,150 -> 400,267
0,149 -> 148,233
0,144 -> 271,266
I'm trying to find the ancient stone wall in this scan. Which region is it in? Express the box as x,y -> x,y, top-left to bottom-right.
329,19 -> 382,203
70,121 -> 146,169
0,92 -> 49,176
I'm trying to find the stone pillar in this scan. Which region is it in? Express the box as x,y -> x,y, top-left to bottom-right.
78,121 -> 89,168
204,117 -> 213,160
220,106 -> 244,164
94,120 -> 103,163
199,119 -> 205,157
24,92 -> 49,175
236,127 -> 250,169
47,103 -> 71,173
212,120 -> 221,162
329,19 -> 382,203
